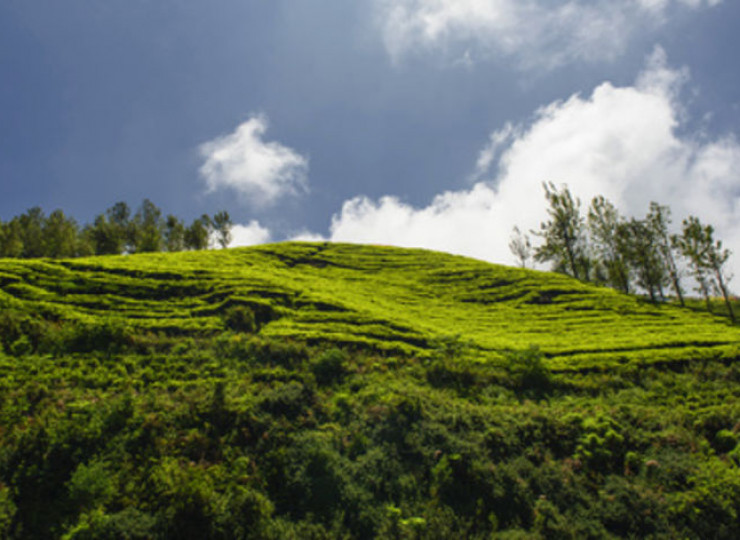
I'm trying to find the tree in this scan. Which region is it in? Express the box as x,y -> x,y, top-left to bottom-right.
164,215 -> 185,252
17,207 -> 46,258
646,202 -> 684,306
75,227 -> 95,257
132,199 -> 164,253
509,226 -> 532,268
587,195 -> 630,293
533,182 -> 588,280
184,216 -> 211,251
213,211 -> 233,249
677,216 -> 734,321
706,240 -> 735,322
106,201 -> 135,253
622,218 -> 667,303
87,214 -> 124,255
42,209 -> 80,258
0,218 -> 23,258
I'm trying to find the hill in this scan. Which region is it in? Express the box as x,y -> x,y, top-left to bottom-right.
1,243 -> 740,538
2,242 -> 739,370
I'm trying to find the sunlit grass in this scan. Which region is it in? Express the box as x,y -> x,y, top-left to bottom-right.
2,241 -> 738,370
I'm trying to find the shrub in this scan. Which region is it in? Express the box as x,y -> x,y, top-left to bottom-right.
223,306 -> 256,334
61,507 -> 157,540
67,461 -> 116,511
258,382 -> 314,419
0,310 -> 54,354
311,348 -> 348,386
250,338 -> 309,369
504,346 -> 552,396
714,429 -> 738,454
64,320 -> 133,354
9,335 -> 33,356
425,358 -> 477,393
0,486 -> 15,539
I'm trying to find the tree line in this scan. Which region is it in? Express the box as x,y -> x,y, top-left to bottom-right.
0,199 -> 233,259
511,182 -> 735,321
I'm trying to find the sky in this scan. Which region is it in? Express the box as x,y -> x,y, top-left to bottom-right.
2,0 -> 740,276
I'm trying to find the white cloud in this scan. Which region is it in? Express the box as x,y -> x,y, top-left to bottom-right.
289,230 -> 328,242
228,220 -> 272,247
376,0 -> 722,69
199,114 -> 309,205
326,48 -> 740,280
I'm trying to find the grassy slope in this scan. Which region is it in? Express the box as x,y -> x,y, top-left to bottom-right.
3,242 -> 740,538
1,241 -> 738,370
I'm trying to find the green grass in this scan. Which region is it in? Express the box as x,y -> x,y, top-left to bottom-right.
1,242 -> 738,370
2,242 -> 740,538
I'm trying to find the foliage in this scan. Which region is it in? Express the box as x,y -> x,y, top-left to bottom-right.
621,217 -> 667,303
587,195 -> 630,293
0,243 -> 739,537
222,306 -> 256,334
677,216 -> 735,322
521,186 -> 734,314
504,346 -> 552,396
533,182 -> 588,280
311,348 -> 348,386
508,226 -> 532,269
647,202 -> 685,306
0,200 -> 232,258
213,211 -> 233,250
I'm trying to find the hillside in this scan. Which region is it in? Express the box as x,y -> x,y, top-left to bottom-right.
2,242 -> 739,370
1,243 -> 740,539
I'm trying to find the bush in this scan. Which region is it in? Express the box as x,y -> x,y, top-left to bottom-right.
250,338 -> 309,369
0,486 -> 16,539
258,382 -> 314,419
311,348 -> 348,386
0,310 -> 54,355
61,507 -> 157,540
425,358 -> 477,393
9,335 -> 33,356
505,346 -> 552,396
64,320 -> 133,354
67,461 -> 116,511
714,429 -> 738,454
223,306 -> 256,333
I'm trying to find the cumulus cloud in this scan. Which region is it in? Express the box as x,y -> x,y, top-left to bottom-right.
289,230 -> 328,242
227,220 -> 273,247
199,115 -> 309,205
326,48 -> 740,279
376,0 -> 722,69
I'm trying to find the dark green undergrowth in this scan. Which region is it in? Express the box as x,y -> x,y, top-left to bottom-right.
1,243 -> 740,538
1,329 -> 739,539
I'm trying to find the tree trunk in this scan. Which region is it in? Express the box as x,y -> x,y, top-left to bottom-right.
714,268 -> 735,322
563,228 -> 579,281
700,281 -> 712,313
672,275 -> 685,307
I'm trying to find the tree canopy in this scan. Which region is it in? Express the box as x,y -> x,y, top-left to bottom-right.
515,183 -> 734,309
0,200 -> 234,259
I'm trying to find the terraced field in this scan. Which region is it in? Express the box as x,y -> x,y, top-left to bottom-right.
2,241 -> 738,370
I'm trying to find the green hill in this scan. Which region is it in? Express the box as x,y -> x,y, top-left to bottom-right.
1,243 -> 740,538
2,242 -> 738,369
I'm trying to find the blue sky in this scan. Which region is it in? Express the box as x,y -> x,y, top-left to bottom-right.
2,0 -> 740,272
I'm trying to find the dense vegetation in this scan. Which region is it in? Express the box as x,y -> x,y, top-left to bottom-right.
1,243 -> 740,538
0,200 -> 233,259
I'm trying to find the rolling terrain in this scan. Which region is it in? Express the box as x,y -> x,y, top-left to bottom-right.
1,243 -> 740,539
2,242 -> 738,370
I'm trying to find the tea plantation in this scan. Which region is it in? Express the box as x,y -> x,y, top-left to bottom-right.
1,242 -> 739,538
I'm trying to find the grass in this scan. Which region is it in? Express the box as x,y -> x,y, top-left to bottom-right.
3,242 -> 740,537
1,241 -> 738,371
